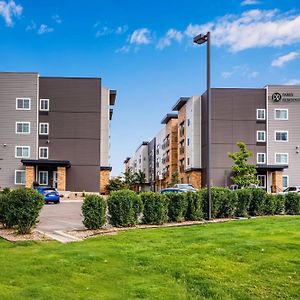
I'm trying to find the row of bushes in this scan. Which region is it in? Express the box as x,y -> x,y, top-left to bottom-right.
82,188 -> 300,229
0,189 -> 44,234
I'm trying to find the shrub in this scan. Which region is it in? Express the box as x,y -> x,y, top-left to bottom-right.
166,193 -> 188,222
202,187 -> 237,219
2,187 -> 11,195
185,191 -> 203,221
107,189 -> 143,227
82,195 -> 107,229
273,194 -> 285,215
5,189 -> 44,234
235,189 -> 252,217
141,192 -> 168,225
248,188 -> 267,216
263,194 -> 276,215
285,193 -> 300,215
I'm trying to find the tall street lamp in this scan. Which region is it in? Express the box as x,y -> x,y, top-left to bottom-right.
193,32 -> 212,220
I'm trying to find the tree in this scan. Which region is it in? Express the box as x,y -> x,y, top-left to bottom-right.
168,171 -> 179,187
135,170 -> 146,192
123,168 -> 137,190
106,177 -> 127,194
228,142 -> 259,188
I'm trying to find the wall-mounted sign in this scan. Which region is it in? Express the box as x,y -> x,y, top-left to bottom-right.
272,92 -> 300,103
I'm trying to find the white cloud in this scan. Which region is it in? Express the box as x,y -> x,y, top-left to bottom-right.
185,9 -> 300,52
241,0 -> 260,6
52,14 -> 61,24
130,28 -> 151,45
285,79 -> 300,85
38,24 -> 54,35
157,28 -> 183,50
248,71 -> 259,78
222,71 -> 234,79
221,65 -> 259,79
0,0 -> 22,27
271,51 -> 299,67
95,24 -> 128,37
26,20 -> 36,31
116,25 -> 128,34
115,45 -> 131,54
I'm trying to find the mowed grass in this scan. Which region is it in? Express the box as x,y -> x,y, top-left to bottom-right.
0,217 -> 299,300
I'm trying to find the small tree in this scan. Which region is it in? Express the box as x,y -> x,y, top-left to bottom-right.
123,168 -> 137,190
106,177 -> 127,194
228,142 -> 259,188
135,170 -> 146,192
168,171 -> 179,187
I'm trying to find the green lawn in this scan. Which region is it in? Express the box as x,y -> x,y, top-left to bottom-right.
0,217 -> 299,300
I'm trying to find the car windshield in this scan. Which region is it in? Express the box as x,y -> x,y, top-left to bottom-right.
44,188 -> 56,193
284,187 -> 297,192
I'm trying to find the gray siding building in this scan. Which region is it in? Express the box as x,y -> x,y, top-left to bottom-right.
0,72 -> 116,193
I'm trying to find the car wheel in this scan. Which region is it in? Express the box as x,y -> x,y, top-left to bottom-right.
54,200 -> 60,204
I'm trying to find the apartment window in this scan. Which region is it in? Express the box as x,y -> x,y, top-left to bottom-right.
187,157 -> 190,165
257,153 -> 266,164
39,171 -> 48,185
39,123 -> 49,135
275,131 -> 288,142
15,170 -> 25,185
282,175 -> 289,189
275,153 -> 288,164
187,119 -> 190,126
16,122 -> 30,134
40,99 -> 49,111
275,109 -> 288,120
256,109 -> 265,120
15,146 -> 30,158
16,98 -> 30,110
257,175 -> 266,188
180,178 -> 184,184
187,138 -> 190,146
187,176 -> 190,184
39,147 -> 49,159
257,131 -> 266,142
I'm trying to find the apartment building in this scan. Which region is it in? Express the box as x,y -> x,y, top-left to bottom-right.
0,72 -> 116,194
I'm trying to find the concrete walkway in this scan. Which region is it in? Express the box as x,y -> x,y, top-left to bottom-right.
37,200 -> 85,243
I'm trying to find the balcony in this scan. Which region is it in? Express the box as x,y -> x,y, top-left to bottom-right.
180,146 -> 184,155
179,128 -> 185,137
179,165 -> 185,173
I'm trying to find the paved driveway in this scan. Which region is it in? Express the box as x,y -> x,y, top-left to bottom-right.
37,200 -> 85,242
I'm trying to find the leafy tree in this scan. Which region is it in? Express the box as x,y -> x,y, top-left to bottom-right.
168,171 -> 179,187
228,142 -> 259,188
135,170 -> 146,192
123,168 -> 137,190
106,177 -> 128,194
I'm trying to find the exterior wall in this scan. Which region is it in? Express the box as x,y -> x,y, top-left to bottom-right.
39,77 -> 101,192
186,170 -> 201,189
0,72 -> 38,189
148,138 -> 156,191
178,104 -> 186,183
100,87 -> 110,167
155,127 -> 166,190
132,143 -> 149,183
267,85 -> 300,189
201,88 -> 266,187
100,169 -> 110,194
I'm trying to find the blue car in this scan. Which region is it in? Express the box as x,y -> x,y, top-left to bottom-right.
160,188 -> 186,194
37,187 -> 60,204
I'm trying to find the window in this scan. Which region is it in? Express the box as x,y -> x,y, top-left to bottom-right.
257,131 -> 266,142
256,109 -> 265,120
187,157 -> 190,165
187,176 -> 190,184
187,138 -> 190,146
15,170 -> 25,185
16,98 -> 30,110
39,171 -> 48,185
16,122 -> 30,134
282,175 -> 289,189
257,153 -> 266,164
275,131 -> 288,142
275,109 -> 288,120
39,147 -> 49,159
40,99 -> 49,111
257,175 -> 266,188
187,119 -> 190,126
15,146 -> 30,158
180,178 -> 184,184
39,123 -> 49,135
275,153 -> 288,164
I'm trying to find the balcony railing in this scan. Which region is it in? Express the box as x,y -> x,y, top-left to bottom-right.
180,146 -> 184,155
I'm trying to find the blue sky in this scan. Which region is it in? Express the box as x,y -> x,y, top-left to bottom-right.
1,0 -> 300,176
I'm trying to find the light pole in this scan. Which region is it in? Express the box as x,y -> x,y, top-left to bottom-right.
193,32 -> 212,220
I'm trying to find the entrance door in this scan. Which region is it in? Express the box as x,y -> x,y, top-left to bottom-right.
53,171 -> 58,189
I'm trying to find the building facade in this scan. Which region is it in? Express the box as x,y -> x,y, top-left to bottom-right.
0,72 -> 116,193
125,85 -> 300,192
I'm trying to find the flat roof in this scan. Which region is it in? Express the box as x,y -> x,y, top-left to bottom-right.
161,113 -> 178,124
172,97 -> 190,111
21,159 -> 71,168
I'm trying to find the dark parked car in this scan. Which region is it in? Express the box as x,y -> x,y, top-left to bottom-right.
160,188 -> 186,194
37,187 -> 60,204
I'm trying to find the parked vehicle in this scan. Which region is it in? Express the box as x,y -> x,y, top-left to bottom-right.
37,187 -> 60,204
173,184 -> 197,192
280,186 -> 300,194
160,188 -> 186,194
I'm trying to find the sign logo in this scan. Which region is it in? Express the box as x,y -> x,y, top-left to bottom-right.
272,92 -> 282,102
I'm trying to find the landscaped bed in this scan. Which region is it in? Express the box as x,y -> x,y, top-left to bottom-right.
0,216 -> 299,299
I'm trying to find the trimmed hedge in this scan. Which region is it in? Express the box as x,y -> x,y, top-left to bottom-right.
235,189 -> 252,217
249,188 -> 267,216
185,191 -> 203,221
107,189 -> 143,227
82,195 -> 106,229
1,189 -> 44,234
273,194 -> 285,215
166,193 -> 188,222
285,192 -> 300,215
141,192 -> 168,225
